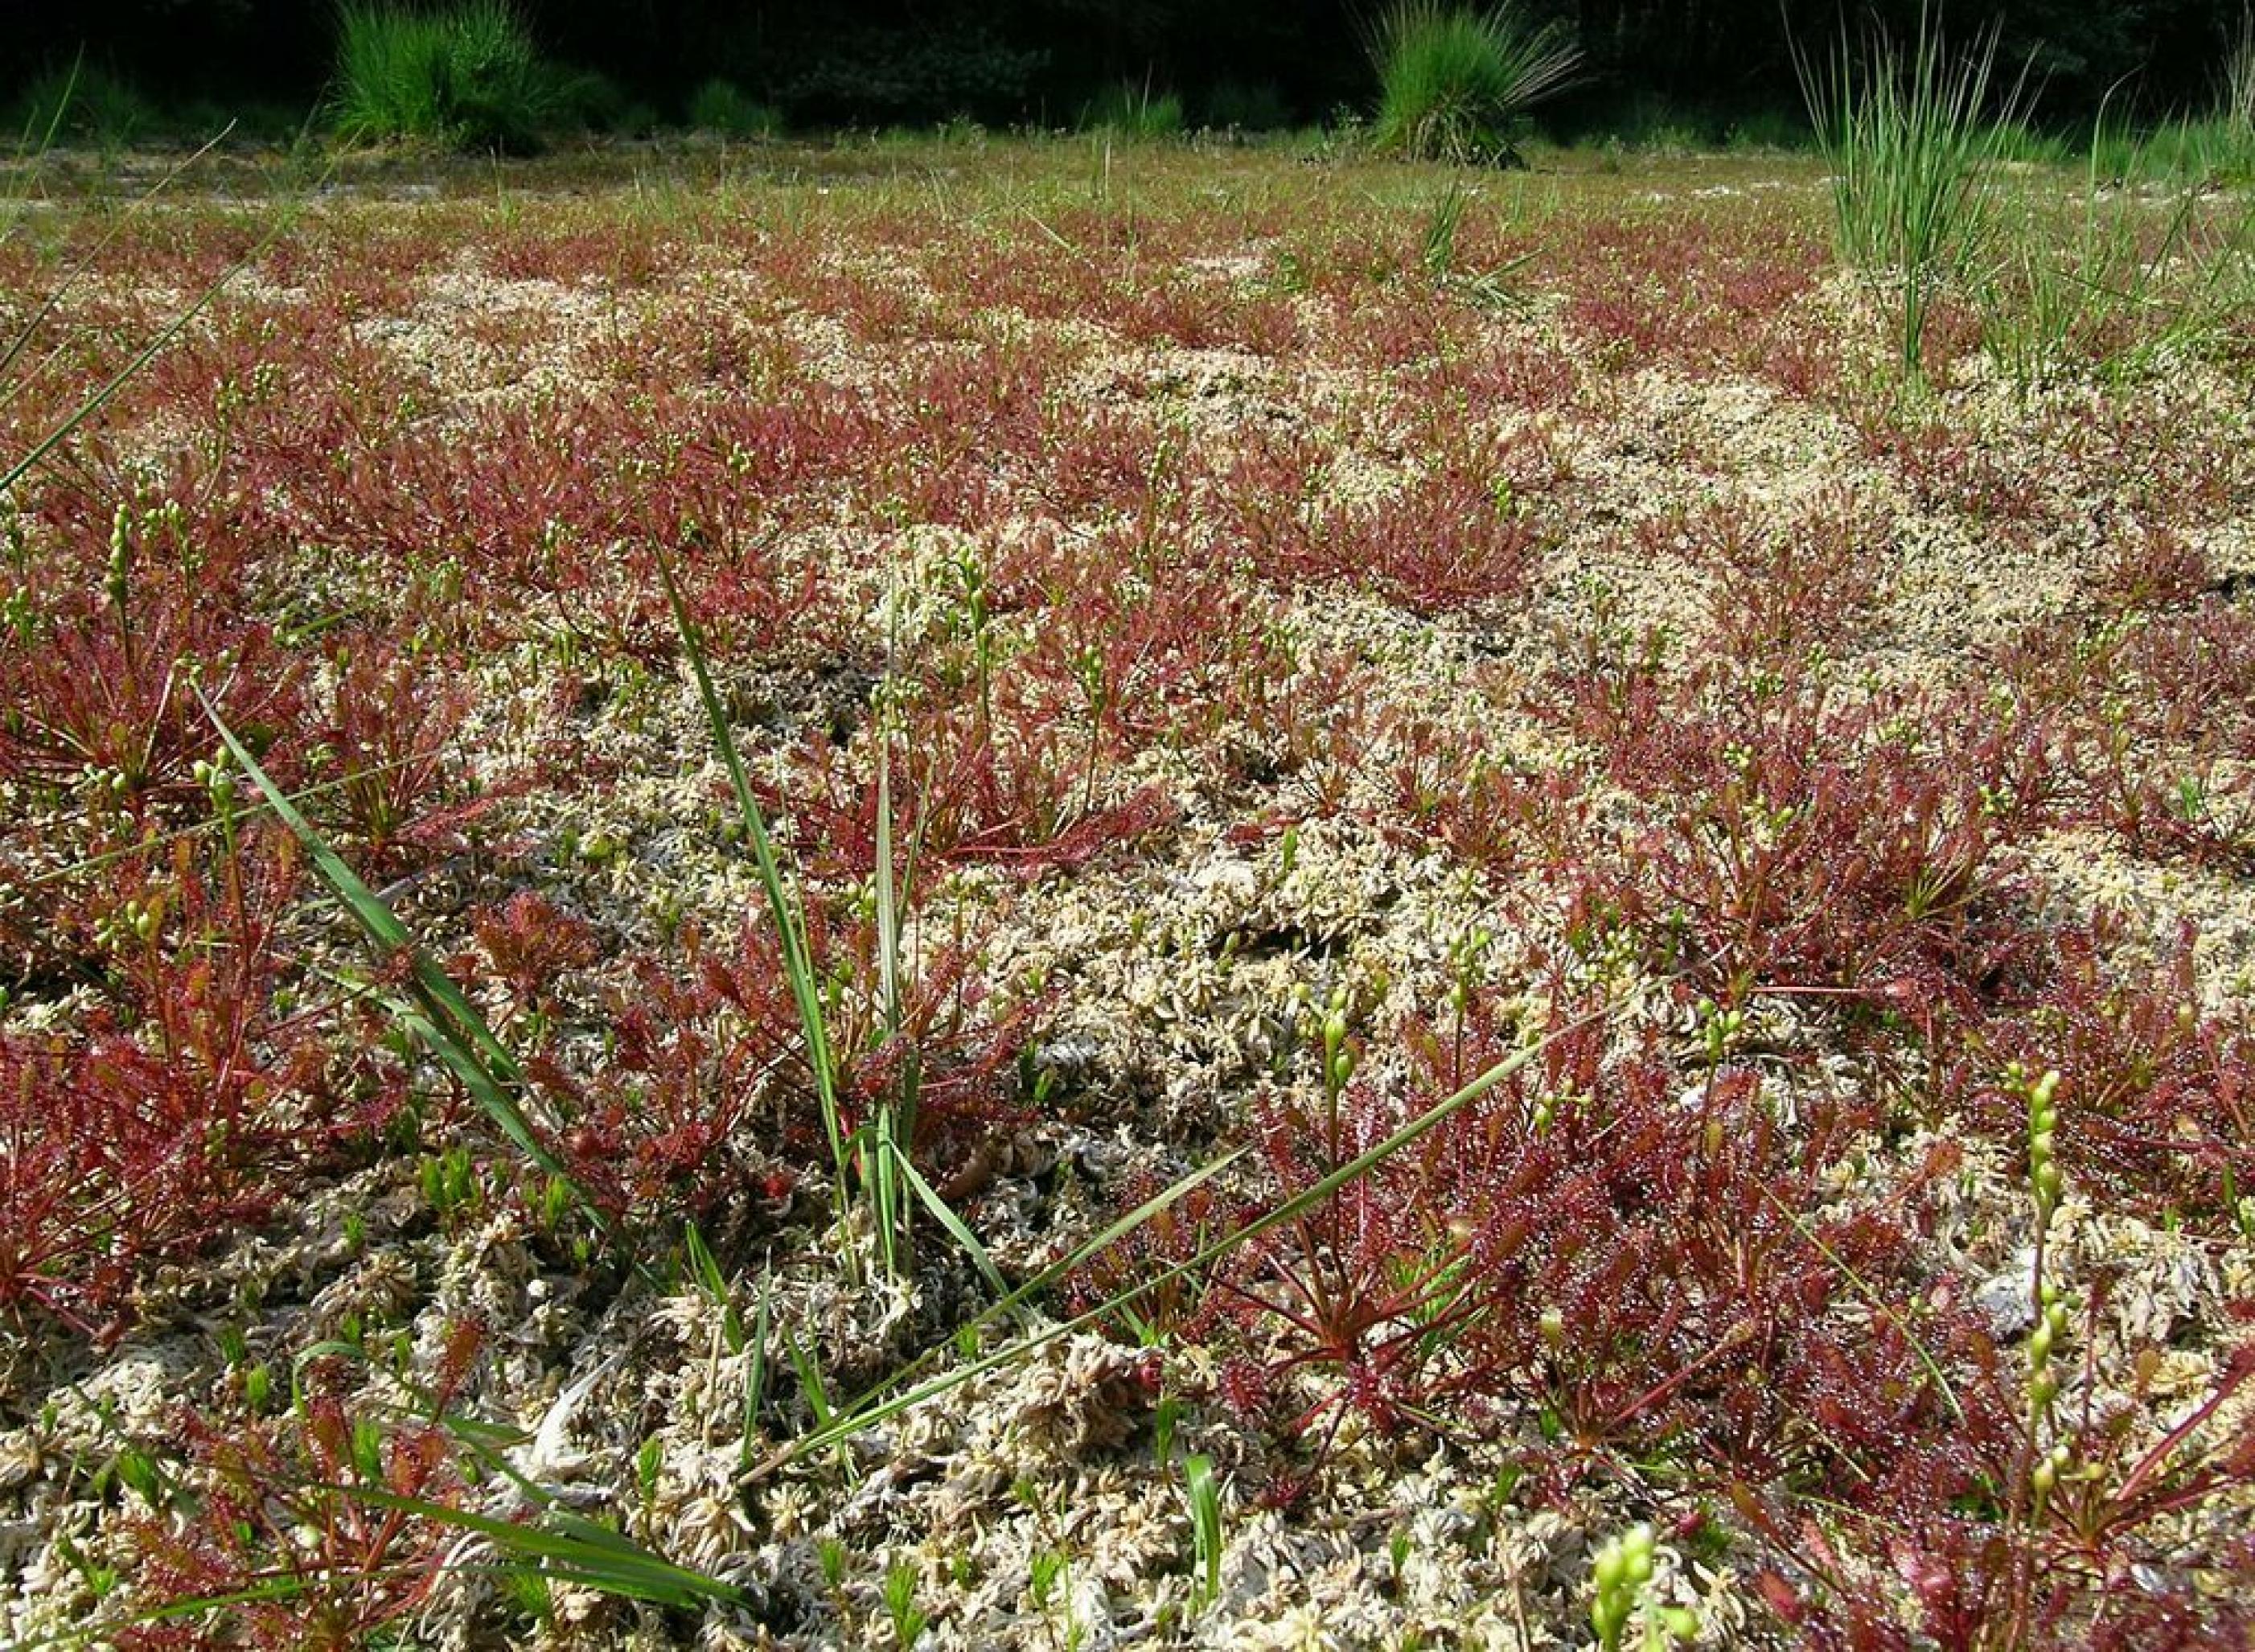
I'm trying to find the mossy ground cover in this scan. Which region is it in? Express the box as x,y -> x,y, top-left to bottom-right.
2,138 -> 2253,1648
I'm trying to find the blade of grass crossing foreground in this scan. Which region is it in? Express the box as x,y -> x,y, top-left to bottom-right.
202,695 -> 631,1267
902,1155 -> 1007,1296
743,1142 -> 1249,1480
748,986 -> 1642,1477
872,724 -> 910,1275
47,1421 -> 745,1645
652,549 -> 852,1223
3,132 -> 326,501
744,1267 -> 775,1465
1185,1453 -> 1222,1607
368,1490 -> 745,1609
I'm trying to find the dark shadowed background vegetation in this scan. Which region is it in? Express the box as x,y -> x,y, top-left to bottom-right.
4,1 -> 2250,142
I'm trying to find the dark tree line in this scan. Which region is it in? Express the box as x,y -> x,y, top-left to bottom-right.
6,0 -> 2248,131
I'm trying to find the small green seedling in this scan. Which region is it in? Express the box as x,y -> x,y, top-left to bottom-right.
883,1561 -> 930,1648
1184,1453 -> 1222,1610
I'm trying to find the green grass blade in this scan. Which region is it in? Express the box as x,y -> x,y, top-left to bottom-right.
47,1490 -> 741,1646
340,1488 -> 745,1609
201,693 -> 631,1267
2,134 -> 320,500
1760,1185 -> 1964,1425
652,546 -> 848,1189
745,1265 -> 775,1459
1185,1453 -> 1222,1606
871,715 -> 910,1276
751,984 -> 1633,1476
901,1155 -> 1007,1296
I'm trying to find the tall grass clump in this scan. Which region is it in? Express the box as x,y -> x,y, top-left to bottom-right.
1983,99 -> 2254,400
2096,16 -> 2255,184
331,0 -> 557,152
1799,10 -> 2027,383
9,61 -> 156,150
1365,1 -> 1581,165
1082,79 -> 1185,141
2142,9 -> 2255,181
687,78 -> 781,138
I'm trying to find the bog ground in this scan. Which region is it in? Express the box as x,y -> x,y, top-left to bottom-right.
2,140 -> 2253,1649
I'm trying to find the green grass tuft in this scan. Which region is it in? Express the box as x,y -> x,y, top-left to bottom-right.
1365,1 -> 1581,166
1798,8 -> 2027,384
331,0 -> 557,153
686,78 -> 782,138
1082,79 -> 1185,141
10,61 -> 156,150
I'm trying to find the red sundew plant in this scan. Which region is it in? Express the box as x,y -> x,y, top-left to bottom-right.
1177,968 -> 2014,1506
2075,726 -> 2255,870
1316,286 -> 1485,375
1239,644 -> 1378,817
933,237 -> 1090,328
1753,321 -> 1855,402
1859,413 -> 2052,535
1386,713 -> 1594,877
0,840 -> 310,1332
790,680 -> 1180,882
0,538 -> 306,816
2086,522 -> 2212,615
1411,333 -> 1596,416
524,940 -> 796,1226
469,890 -> 602,1022
1567,668 -> 2051,1012
1107,273 -> 1304,356
590,299 -> 796,393
0,1031 -> 242,1334
1564,287 -> 1686,371
257,232 -> 441,318
2027,1334 -> 2255,1641
1436,1015 -> 1983,1477
121,1329 -> 487,1652
1999,602 -> 2255,867
881,338 -> 1054,462
1740,1326 -> 2255,1647
267,392 -> 842,660
1324,458 -> 1549,614
1031,401 -> 1171,522
1221,424 -> 1559,616
1214,421 -> 1327,561
531,908 -> 1033,1225
1524,209 -> 1836,381
1682,490 -> 1891,665
1957,922 -> 2255,1227
2106,602 -> 2255,746
1218,1102 -> 1505,1447
479,222 -> 680,289
1010,527 -> 1279,754
827,264 -> 945,346
318,641 -> 499,877
686,378 -> 886,522
223,329 -> 435,486
5,144 -> 2250,1649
